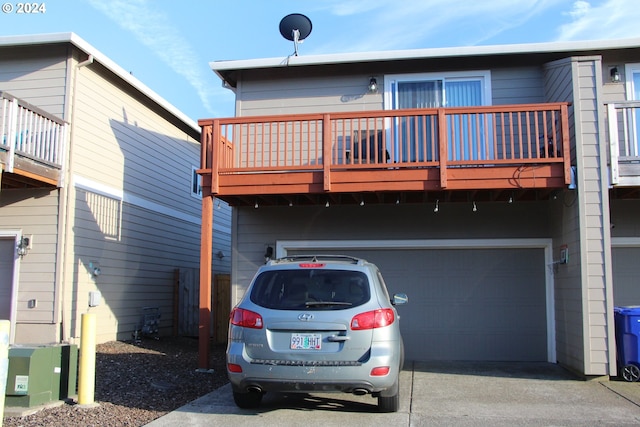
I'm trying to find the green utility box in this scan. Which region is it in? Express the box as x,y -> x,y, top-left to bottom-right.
5,344 -> 78,407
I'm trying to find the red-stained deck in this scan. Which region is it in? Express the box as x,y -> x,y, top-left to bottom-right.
198,103 -> 571,206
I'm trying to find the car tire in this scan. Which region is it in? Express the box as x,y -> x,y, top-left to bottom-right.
377,379 -> 399,413
233,390 -> 264,409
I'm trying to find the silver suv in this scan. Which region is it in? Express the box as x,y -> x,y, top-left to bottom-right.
226,255 -> 408,412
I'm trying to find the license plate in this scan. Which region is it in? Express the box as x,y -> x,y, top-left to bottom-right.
290,333 -> 321,350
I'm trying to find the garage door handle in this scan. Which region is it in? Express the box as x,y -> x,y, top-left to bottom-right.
327,335 -> 350,342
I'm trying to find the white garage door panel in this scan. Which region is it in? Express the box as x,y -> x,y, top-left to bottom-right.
290,247 -> 547,362
613,247 -> 640,306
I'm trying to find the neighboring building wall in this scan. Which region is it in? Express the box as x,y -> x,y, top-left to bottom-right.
1,38 -> 231,345
0,45 -> 69,344
0,45 -> 69,118
61,52 -> 205,343
0,189 -> 59,343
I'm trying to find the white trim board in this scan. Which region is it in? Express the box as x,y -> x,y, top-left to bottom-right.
277,238 -> 556,363
612,237 -> 640,247
73,174 -> 231,234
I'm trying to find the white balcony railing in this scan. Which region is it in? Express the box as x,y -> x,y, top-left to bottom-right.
0,91 -> 67,174
607,102 -> 640,186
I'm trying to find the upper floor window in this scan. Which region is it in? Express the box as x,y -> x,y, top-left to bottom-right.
624,64 -> 640,157
383,71 -> 492,110
191,166 -> 202,198
383,71 -> 493,162
625,64 -> 640,100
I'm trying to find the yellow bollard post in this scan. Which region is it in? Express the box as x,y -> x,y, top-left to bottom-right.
77,313 -> 99,407
0,320 -> 10,426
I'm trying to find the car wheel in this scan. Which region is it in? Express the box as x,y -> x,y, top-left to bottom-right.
377,379 -> 399,413
233,390 -> 264,409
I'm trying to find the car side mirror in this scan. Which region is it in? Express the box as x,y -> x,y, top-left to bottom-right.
392,293 -> 408,305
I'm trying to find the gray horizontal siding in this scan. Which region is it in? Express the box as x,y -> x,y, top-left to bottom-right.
239,74 -> 382,116
0,189 -> 59,325
72,66 -> 201,218
571,56 -> 611,376
231,202 -> 553,304
491,67 -> 545,105
0,45 -> 68,118
69,190 -> 203,342
237,65 -> 548,116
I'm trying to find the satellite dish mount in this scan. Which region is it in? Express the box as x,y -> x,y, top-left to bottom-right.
279,13 -> 312,56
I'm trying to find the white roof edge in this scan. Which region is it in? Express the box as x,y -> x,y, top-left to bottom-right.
210,37 -> 640,72
0,32 -> 200,133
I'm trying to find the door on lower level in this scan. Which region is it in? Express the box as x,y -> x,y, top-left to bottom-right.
0,237 -> 16,321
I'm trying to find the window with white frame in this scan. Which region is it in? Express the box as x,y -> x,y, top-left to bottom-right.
191,166 -> 202,198
624,63 -> 640,157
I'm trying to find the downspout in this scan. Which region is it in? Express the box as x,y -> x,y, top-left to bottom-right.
58,53 -> 93,343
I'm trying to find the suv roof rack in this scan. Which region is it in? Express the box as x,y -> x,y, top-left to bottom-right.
270,255 -> 364,265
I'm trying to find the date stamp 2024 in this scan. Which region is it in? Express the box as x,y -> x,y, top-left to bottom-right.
2,2 -> 46,14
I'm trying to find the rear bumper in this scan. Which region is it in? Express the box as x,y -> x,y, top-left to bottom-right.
227,340 -> 401,394
231,377 -> 382,394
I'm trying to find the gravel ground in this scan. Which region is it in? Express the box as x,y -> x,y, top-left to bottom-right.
3,337 -> 229,427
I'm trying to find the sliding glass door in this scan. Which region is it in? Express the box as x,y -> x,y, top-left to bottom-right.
386,71 -> 492,162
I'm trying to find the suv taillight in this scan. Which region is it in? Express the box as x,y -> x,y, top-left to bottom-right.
230,308 -> 263,329
350,308 -> 394,330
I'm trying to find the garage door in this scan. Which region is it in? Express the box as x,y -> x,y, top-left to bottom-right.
613,247 -> 640,306
290,247 -> 547,362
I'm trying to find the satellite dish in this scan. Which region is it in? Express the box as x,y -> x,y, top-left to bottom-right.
279,13 -> 312,56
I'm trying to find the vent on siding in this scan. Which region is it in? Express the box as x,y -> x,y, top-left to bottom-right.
86,191 -> 122,241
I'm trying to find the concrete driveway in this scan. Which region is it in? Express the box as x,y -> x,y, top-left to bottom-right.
146,361 -> 640,426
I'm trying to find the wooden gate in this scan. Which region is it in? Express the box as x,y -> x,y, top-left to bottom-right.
175,269 -> 230,342
213,274 -> 231,344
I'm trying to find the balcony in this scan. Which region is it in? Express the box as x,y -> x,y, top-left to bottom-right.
607,101 -> 640,188
0,91 -> 67,189
198,103 -> 571,206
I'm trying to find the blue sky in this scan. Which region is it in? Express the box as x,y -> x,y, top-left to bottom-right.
1,0 -> 639,121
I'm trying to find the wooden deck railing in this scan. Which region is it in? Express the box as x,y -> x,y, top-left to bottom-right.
198,103 -> 571,200
0,91 -> 67,187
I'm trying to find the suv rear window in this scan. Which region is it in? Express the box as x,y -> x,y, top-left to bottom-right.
250,269 -> 370,310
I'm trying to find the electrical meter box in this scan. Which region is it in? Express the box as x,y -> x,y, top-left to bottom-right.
5,344 -> 78,407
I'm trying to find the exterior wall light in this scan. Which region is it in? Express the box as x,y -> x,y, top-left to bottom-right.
17,236 -> 30,257
611,67 -> 621,83
264,246 -> 274,262
368,77 -> 378,93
